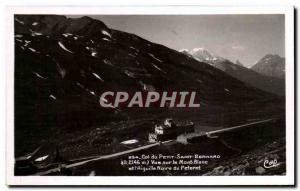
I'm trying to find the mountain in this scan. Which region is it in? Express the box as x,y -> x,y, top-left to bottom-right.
180,49 -> 285,96
180,48 -> 225,64
212,60 -> 285,96
14,15 -> 282,156
251,54 -> 285,79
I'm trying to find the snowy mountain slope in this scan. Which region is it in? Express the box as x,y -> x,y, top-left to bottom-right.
180,48 -> 225,64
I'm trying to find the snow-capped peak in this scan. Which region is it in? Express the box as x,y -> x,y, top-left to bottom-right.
191,47 -> 205,53
190,48 -> 217,62
179,47 -> 226,64
179,49 -> 189,52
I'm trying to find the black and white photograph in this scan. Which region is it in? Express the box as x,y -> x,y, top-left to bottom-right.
6,6 -> 295,186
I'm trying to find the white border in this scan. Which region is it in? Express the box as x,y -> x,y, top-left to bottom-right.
6,6 -> 294,186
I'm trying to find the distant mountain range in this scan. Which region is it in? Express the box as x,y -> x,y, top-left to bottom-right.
179,48 -> 285,96
251,54 -> 285,79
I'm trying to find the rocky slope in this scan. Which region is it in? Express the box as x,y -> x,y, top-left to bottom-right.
202,138 -> 285,176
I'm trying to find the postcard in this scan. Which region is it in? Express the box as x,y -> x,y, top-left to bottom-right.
6,6 -> 295,186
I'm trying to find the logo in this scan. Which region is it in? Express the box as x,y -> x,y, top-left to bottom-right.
263,158 -> 280,169
99,91 -> 200,108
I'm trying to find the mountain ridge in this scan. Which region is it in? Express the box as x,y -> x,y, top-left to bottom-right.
179,48 -> 285,96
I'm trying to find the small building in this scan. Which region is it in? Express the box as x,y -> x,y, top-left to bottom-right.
149,118 -> 194,142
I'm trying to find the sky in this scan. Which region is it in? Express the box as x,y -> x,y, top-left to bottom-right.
69,15 -> 285,67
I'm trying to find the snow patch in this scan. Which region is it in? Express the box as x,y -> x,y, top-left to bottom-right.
24,40 -> 31,47
29,29 -> 43,36
35,155 -> 48,162
91,51 -> 97,57
152,63 -> 165,73
25,155 -> 31,159
15,34 -> 23,38
32,22 -> 38,26
102,38 -> 110,41
148,53 -> 163,63
28,47 -> 38,53
49,95 -> 56,100
15,18 -> 24,25
102,30 -> 111,38
62,33 -> 73,37
33,32 -> 43,36
58,41 -> 74,54
92,73 -> 104,82
120,139 -> 139,145
33,72 -> 46,79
